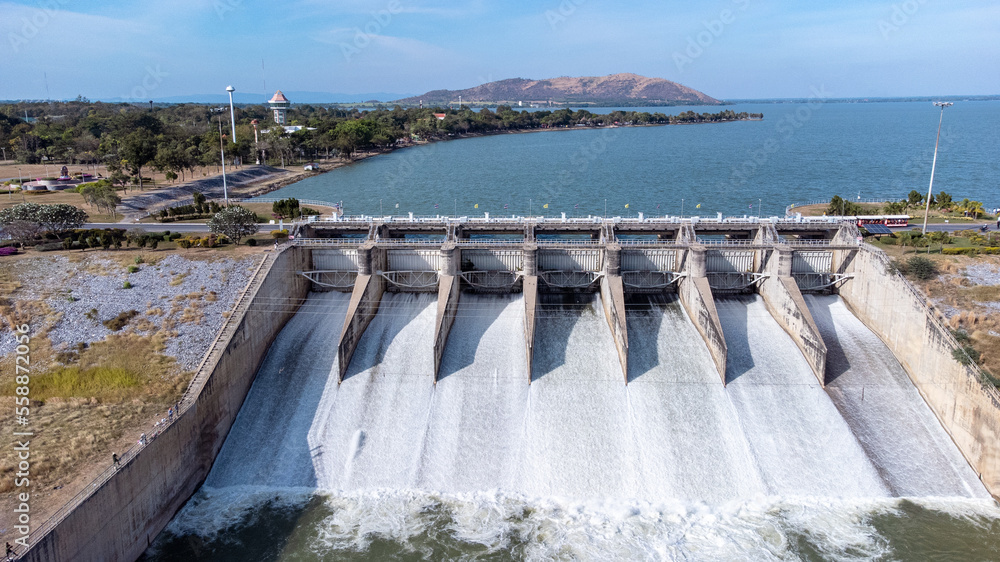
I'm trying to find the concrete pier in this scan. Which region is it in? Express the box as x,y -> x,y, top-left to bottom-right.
759,247 -> 828,386
678,245 -> 728,383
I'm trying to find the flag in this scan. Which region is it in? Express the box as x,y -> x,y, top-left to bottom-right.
504,204 -> 508,209
434,203 -> 439,208
395,203 -> 399,208
696,203 -> 701,209
543,203 -> 549,209
474,203 -> 479,209
625,203 -> 629,209
749,204 -> 753,209
574,203 -> 579,208
656,204 -> 660,210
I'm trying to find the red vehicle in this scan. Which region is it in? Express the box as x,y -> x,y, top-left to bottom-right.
854,215 -> 909,227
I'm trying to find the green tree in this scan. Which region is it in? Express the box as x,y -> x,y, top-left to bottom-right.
207,205 -> 259,245
907,190 -> 924,207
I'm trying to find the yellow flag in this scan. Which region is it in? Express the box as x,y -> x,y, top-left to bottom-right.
696,203 -> 702,209
474,203 -> 479,209
625,203 -> 629,209
543,203 -> 549,209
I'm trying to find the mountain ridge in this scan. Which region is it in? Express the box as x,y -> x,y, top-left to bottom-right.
394,73 -> 720,106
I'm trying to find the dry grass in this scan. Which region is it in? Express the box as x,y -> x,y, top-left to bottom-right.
169,272 -> 189,286
0,333 -> 186,494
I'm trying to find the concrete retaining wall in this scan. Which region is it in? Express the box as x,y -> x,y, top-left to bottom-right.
337,273 -> 385,382
21,248 -> 311,562
679,276 -> 727,384
599,275 -> 629,383
839,247 -> 1000,499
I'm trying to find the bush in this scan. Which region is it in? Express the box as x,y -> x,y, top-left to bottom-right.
905,256 -> 938,280
122,280 -> 133,290
177,239 -> 193,249
246,237 -> 258,246
134,255 -> 145,264
169,232 -> 183,240
0,247 -> 17,256
942,247 -> 980,256
952,345 -> 981,367
35,242 -> 65,252
127,265 -> 139,273
271,229 -> 289,239
103,309 -> 138,330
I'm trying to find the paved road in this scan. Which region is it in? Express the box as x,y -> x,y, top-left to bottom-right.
85,222 -> 281,232
891,223 -> 998,233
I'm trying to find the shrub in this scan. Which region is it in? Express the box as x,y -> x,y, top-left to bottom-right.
952,345 -> 981,366
177,239 -> 193,249
0,247 -> 17,256
122,281 -> 133,290
246,237 -> 258,246
271,229 -> 289,239
148,238 -> 159,250
169,232 -> 183,241
127,265 -> 139,273
942,247 -> 979,256
134,255 -> 145,264
103,309 -> 138,330
35,242 -> 65,252
905,256 -> 938,280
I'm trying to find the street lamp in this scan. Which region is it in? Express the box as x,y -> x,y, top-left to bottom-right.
212,108 -> 230,206
226,86 -> 237,143
922,101 -> 953,235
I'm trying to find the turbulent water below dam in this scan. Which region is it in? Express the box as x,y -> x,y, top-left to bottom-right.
144,291 -> 1000,561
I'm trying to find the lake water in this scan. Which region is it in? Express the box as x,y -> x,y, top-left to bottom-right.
262,101 -> 1000,218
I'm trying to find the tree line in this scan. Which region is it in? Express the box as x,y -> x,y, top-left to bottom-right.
1,101 -> 763,186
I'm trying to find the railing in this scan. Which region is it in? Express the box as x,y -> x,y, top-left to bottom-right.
616,239 -> 684,247
293,238 -> 367,246
456,239 -> 527,245
697,238 -> 755,246
20,249 -> 280,556
373,238 -> 448,245
859,244 -> 1000,404
534,239 -> 603,246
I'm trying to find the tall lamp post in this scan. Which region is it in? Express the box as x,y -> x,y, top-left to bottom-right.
226,86 -> 237,142
922,101 -> 953,235
213,108 -> 230,206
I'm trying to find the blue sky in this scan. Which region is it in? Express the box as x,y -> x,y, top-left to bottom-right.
1,0 -> 997,101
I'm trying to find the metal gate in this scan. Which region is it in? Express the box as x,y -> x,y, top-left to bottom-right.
622,249 -> 677,271
312,249 -> 359,271
538,249 -> 602,271
792,251 -> 832,274
706,249 -> 755,273
387,249 -> 441,271
462,249 -> 522,271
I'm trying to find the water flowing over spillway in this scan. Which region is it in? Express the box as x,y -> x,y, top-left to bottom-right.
146,291 -> 999,560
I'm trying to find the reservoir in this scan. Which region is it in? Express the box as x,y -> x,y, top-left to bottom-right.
260,101 -> 1000,218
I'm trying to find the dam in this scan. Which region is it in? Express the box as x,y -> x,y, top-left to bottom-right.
19,216 -> 1000,561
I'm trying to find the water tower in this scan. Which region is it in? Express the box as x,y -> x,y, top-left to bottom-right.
268,90 -> 290,125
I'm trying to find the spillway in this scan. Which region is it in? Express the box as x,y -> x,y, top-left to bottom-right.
147,290 -> 997,560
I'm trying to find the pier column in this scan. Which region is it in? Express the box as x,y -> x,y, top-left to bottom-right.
337,243 -> 385,382
523,243 -> 538,383
600,244 -> 628,383
759,247 -> 828,386
678,245 -> 728,384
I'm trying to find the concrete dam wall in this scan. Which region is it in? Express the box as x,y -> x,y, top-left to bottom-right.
18,215 -> 1000,560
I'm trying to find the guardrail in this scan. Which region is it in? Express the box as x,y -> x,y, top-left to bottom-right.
293,238 -> 367,246
20,249 -> 280,556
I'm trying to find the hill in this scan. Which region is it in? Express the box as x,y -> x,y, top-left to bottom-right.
394,73 -> 720,106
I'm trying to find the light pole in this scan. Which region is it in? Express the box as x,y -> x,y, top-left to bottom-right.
213,109 -> 230,206
226,86 -> 237,142
922,101 -> 953,235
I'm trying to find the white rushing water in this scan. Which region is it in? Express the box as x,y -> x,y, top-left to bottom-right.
163,290 -> 994,560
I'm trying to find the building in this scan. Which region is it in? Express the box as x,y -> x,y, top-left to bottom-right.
268,90 -> 290,125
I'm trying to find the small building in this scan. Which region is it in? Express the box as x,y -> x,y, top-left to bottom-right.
269,90 -> 291,125
433,113 -> 446,120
